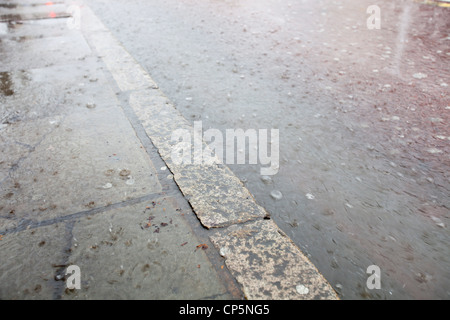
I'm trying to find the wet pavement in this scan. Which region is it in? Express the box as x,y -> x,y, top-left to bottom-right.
0,0 -> 238,299
0,0 -> 338,300
85,0 -> 449,299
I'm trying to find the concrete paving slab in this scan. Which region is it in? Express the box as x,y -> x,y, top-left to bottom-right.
0,60 -> 115,124
65,197 -> 233,299
0,18 -> 70,40
0,115 -> 61,186
0,32 -> 91,71
0,107 -> 162,231
0,222 -> 68,299
0,197 -> 233,300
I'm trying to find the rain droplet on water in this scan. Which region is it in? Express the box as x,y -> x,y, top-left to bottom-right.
305,193 -> 315,200
261,175 -> 273,184
270,190 -> 283,200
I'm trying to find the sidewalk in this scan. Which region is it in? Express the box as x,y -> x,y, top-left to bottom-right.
0,0 -> 338,300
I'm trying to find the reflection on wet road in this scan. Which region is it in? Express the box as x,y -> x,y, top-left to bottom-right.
74,0 -> 449,298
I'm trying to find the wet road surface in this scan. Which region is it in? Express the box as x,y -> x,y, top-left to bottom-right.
86,0 -> 450,299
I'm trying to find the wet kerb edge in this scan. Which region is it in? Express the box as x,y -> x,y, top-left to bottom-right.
79,1 -> 337,300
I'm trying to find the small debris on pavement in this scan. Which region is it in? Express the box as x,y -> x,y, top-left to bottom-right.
86,201 -> 95,208
119,169 -> 131,177
196,243 -> 208,251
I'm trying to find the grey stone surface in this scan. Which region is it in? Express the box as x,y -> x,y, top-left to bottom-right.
0,106 -> 162,231
66,198 -> 231,300
129,92 -> 269,229
0,222 -> 67,299
210,219 -> 339,300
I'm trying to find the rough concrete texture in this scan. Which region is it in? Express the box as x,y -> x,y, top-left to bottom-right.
130,91 -> 269,229
66,198 -> 231,300
211,219 -> 338,300
0,106 -> 162,230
